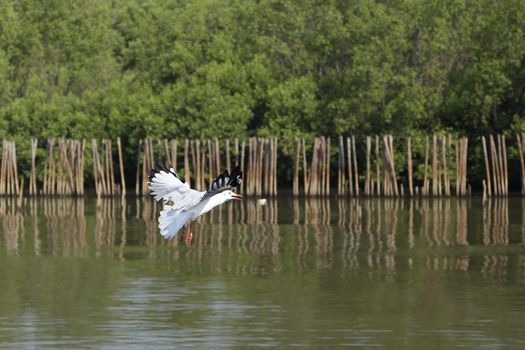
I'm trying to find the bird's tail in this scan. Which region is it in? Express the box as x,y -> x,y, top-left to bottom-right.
158,205 -> 192,239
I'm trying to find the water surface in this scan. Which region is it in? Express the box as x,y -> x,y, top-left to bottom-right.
0,197 -> 524,349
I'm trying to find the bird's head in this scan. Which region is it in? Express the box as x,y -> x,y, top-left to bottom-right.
223,190 -> 243,201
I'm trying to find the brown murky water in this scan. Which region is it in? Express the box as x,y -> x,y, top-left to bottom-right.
0,196 -> 524,349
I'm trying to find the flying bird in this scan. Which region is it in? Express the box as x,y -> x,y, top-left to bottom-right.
148,162 -> 243,243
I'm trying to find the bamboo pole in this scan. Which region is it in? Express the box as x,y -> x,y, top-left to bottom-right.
338,136 -> 344,195
117,137 -> 126,196
264,138 -> 270,195
215,138 -> 221,176
196,140 -> 201,191
463,137 -> 468,196
365,136 -> 371,196
141,139 -> 147,195
347,137 -> 353,196
501,135 -> 508,195
389,135 -> 398,196
240,140 -> 245,194
30,138 -> 37,195
161,139 -> 169,165
375,135 -> 380,196
303,138 -> 310,196
518,134 -> 525,195
207,139 -> 213,185
423,136 -> 429,196
247,138 -> 252,195
1,140 -> 6,194
407,137 -> 413,196
80,139 -> 86,195
319,137 -> 325,195
108,140 -> 116,195
432,135 -> 438,196
200,140 -> 206,191
442,136 -> 448,196
171,139 -> 178,171
135,139 -> 142,195
259,137 -> 265,195
352,136 -> 359,196
226,139 -> 231,174
234,138 -> 239,166
273,138 -> 278,195
497,135 -> 505,195
92,140 -> 101,198
489,135 -> 499,196
190,140 -> 196,189
184,139 -> 190,187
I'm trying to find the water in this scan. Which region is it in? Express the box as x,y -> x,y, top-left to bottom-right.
0,196 -> 524,349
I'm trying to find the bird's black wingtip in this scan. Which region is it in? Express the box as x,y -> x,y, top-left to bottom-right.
148,159 -> 178,182
229,165 -> 243,188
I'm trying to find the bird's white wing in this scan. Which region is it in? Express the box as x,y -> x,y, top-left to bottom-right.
158,205 -> 193,238
148,164 -> 204,209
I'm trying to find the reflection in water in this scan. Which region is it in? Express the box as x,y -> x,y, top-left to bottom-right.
44,197 -> 86,257
1,196 -> 525,348
1,197 -> 22,255
0,196 -> 524,281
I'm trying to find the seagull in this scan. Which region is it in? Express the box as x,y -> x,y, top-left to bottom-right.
148,161 -> 243,243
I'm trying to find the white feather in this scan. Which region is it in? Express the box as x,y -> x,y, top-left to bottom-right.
148,169 -> 204,209
149,166 -> 242,240
158,205 -> 193,239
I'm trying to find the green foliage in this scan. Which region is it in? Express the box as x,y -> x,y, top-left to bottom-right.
0,0 -> 524,185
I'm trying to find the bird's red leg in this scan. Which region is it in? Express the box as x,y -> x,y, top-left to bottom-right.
180,225 -> 186,242
187,222 -> 193,244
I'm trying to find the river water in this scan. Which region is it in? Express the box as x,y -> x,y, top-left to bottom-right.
0,196 -> 524,349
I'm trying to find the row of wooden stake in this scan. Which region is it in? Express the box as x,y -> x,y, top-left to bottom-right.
0,134 -> 523,197
294,137 -> 331,196
482,135 -> 509,197
42,139 -> 86,196
92,139 -> 126,198
297,135 -> 470,197
136,138 -> 278,196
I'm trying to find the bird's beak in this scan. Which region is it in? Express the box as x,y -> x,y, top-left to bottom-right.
232,194 -> 243,200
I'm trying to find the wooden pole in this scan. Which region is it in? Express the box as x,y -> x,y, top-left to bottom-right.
92,139 -> 101,198
442,136 -> 448,196
518,134 -> 525,195
489,135 -> 499,195
240,140 -> 245,194
347,137 -> 353,196
502,135 -> 508,195
184,139 -> 190,186
423,136 -> 429,196
375,135 -> 380,196
226,139 -> 231,173
389,135 -> 398,196
293,137 -> 301,196
196,140 -> 201,191
303,138 -> 310,196
171,139 -> 178,171
432,135 -> 438,196
135,139 -> 142,195
30,138 -> 37,195
273,138 -> 278,195
365,136 -> 371,196
1,140 -> 6,194
141,139 -> 147,196
338,136 -> 344,195
117,137 -> 126,196
407,137 -> 413,196
207,139 -> 213,185
352,136 -> 359,196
